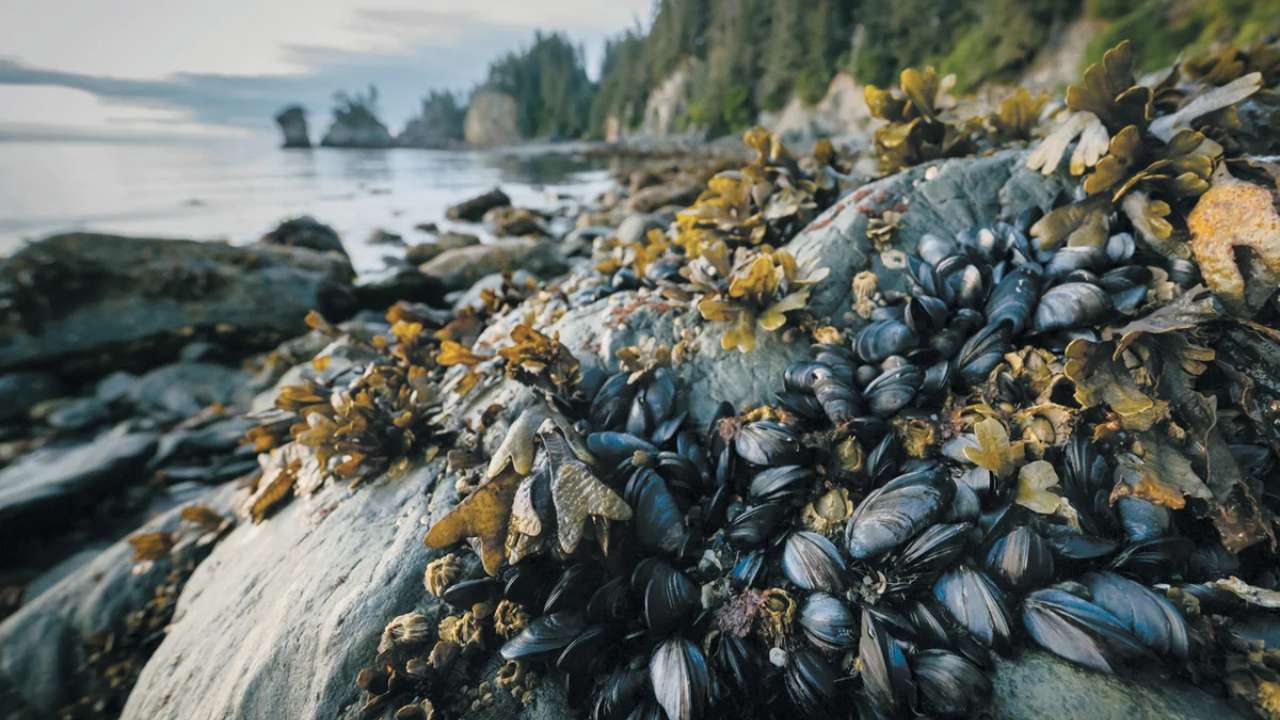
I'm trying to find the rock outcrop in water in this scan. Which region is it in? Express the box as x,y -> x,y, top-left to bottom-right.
274,105 -> 311,149
464,90 -> 521,146
321,87 -> 394,149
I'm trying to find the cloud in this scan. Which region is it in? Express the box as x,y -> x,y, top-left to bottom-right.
0,4 -> 630,140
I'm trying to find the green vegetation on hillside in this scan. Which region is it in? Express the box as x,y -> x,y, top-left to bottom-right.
483,31 -> 594,139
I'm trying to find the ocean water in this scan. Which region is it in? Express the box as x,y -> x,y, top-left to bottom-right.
0,136 -> 615,274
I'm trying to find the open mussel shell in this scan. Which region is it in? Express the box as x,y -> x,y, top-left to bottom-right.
501,611 -> 586,661
783,647 -> 839,718
1022,588 -> 1148,673
748,465 -> 813,505
855,320 -> 918,363
799,592 -> 858,651
911,649 -> 990,718
846,467 -> 953,561
932,565 -> 1011,652
649,637 -> 710,720
734,421 -> 804,466
984,525 -> 1055,593
1082,571 -> 1189,659
782,531 -> 847,592
1032,282 -> 1111,333
860,607 -> 915,716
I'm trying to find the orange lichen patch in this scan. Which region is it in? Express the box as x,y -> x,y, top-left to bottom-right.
1188,171 -> 1280,316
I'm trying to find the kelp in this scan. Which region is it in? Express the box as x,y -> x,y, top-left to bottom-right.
865,66 -> 982,174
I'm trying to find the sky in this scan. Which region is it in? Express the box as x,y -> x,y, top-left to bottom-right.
0,0 -> 651,141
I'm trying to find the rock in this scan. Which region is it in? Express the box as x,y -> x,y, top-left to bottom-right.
126,362 -> 251,420
989,651 -> 1246,720
43,396 -> 114,431
446,188 -> 511,222
464,90 -> 521,146
789,148 -> 1070,324
120,461 -> 454,720
419,238 -> 567,293
396,94 -> 465,149
640,60 -> 699,138
0,484 -> 236,718
450,270 -> 538,312
353,266 -> 445,310
404,231 -> 480,264
367,228 -> 404,246
320,106 -> 394,149
413,222 -> 439,234
0,371 -> 65,423
615,213 -> 663,244
0,233 -> 355,376
626,180 -> 701,213
0,424 -> 157,535
274,105 -> 311,149
483,206 -> 547,237
757,72 -> 873,146
259,216 -> 347,257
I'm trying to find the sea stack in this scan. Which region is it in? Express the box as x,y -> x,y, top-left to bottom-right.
274,105 -> 311,148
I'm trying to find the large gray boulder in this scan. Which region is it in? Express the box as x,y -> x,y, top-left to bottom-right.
113,151 -> 1242,720
419,238 -> 568,294
0,371 -> 65,424
0,484 -> 236,719
0,423 -> 157,534
0,233 -> 355,375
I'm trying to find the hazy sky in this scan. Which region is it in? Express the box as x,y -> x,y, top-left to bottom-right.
0,0 -> 651,140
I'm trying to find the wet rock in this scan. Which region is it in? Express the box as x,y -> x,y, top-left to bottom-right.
368,228 -> 404,246
0,424 -> 157,535
320,109 -> 393,149
0,484 -> 236,718
419,238 -> 567,293
626,180 -> 701,213
120,461 -> 452,720
259,216 -> 347,257
484,206 -> 547,237
450,270 -> 538,312
0,371 -> 65,423
43,396 -> 114,432
274,105 -> 311,149
446,188 -> 511,222
615,213 -> 663,244
789,149 -> 1070,324
404,231 -> 480,265
0,233 -> 355,376
989,651 -> 1246,720
126,362 -> 251,420
413,222 -> 439,234
353,266 -> 445,310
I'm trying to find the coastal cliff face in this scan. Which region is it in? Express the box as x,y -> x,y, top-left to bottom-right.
463,90 -> 521,146
274,106 -> 311,148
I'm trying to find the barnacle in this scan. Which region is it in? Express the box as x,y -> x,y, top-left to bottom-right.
438,611 -> 484,651
865,66 -> 980,174
492,599 -> 529,639
759,588 -> 797,645
424,554 -> 462,597
379,612 -> 433,658
802,487 -> 854,538
689,245 -> 828,353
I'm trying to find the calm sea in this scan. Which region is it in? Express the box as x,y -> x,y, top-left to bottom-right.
0,136 -> 614,274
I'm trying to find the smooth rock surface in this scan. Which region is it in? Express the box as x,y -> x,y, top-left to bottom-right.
0,233 -> 355,375
0,424 -> 157,533
404,231 -> 480,265
259,216 -> 347,257
0,371 -> 65,423
445,188 -> 511,222
419,238 -> 567,293
0,484 -> 236,718
127,362 -> 252,420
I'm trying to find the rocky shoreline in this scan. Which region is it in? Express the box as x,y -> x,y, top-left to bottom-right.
3,40 -> 1280,720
